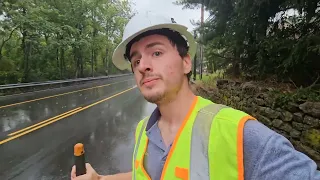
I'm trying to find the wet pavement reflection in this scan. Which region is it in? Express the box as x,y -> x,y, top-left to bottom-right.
0,77 -> 134,134
0,76 -> 156,180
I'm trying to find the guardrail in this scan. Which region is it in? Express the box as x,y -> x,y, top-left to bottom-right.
0,74 -> 132,90
0,73 -> 132,96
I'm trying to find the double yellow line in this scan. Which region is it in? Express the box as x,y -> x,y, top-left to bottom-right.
0,86 -> 137,145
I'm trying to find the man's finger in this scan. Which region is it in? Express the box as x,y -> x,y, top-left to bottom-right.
71,165 -> 76,179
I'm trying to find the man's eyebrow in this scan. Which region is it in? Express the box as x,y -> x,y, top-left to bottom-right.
130,51 -> 139,60
130,42 -> 164,60
145,42 -> 165,49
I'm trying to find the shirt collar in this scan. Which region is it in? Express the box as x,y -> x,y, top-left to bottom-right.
146,107 -> 161,131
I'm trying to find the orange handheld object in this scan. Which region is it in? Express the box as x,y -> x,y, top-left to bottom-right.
74,143 -> 86,176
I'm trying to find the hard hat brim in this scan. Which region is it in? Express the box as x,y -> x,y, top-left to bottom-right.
112,23 -> 197,71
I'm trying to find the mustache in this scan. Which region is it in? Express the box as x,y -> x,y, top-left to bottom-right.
140,74 -> 162,85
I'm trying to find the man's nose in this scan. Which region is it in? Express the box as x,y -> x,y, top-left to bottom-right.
138,56 -> 153,72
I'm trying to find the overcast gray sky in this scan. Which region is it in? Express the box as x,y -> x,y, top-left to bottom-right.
129,0 -> 209,31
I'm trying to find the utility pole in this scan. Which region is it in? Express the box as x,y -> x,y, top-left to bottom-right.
200,2 -> 204,80
193,30 -> 197,81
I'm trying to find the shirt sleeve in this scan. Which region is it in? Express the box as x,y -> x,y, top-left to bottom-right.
243,120 -> 320,180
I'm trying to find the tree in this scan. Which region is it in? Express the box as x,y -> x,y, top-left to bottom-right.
175,0 -> 320,87
0,0 -> 133,84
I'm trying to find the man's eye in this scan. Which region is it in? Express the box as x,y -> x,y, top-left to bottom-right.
134,60 -> 140,66
153,51 -> 162,56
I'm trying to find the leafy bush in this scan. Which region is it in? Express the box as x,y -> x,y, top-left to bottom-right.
0,71 -> 23,85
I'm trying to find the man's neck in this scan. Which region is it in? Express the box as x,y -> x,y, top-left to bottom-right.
157,83 -> 196,126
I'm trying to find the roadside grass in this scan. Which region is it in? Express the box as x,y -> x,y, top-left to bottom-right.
192,71 -> 224,88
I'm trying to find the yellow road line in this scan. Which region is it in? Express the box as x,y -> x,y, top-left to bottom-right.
0,86 -> 137,145
81,86 -> 137,110
0,80 -> 131,109
8,107 -> 82,136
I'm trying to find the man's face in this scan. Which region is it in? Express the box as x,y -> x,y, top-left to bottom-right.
129,34 -> 191,104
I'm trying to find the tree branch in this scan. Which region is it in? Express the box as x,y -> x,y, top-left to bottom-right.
0,26 -> 19,60
306,73 -> 320,90
210,52 -> 239,61
211,52 -> 232,60
289,77 -> 299,89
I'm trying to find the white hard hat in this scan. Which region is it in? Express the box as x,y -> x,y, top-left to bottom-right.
112,11 -> 197,71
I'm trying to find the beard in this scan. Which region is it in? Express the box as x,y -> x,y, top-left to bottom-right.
138,73 -> 183,104
142,82 -> 182,105
139,73 -> 165,103
143,89 -> 166,103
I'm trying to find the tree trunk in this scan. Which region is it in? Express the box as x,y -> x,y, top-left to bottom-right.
94,50 -> 97,73
306,0 -> 317,23
91,48 -> 94,77
60,48 -> 65,79
79,49 -> 83,78
56,48 -> 59,69
91,8 -> 96,77
22,35 -> 30,82
0,26 -> 18,62
232,47 -> 241,77
74,47 -> 78,78
21,8 -> 30,82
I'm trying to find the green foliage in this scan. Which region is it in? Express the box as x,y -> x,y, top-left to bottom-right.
303,129 -> 320,150
176,0 -> 320,87
273,88 -> 320,108
0,0 -> 133,84
0,71 -> 22,84
196,73 -> 219,87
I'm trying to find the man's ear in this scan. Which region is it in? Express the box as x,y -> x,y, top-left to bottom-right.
183,54 -> 192,75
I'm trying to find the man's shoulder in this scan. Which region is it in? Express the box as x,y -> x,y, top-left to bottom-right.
197,96 -> 249,115
197,95 -> 214,103
243,120 -> 281,179
243,120 -> 274,145
243,120 -> 320,179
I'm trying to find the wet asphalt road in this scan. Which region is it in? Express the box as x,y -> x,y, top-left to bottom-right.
0,75 -> 156,180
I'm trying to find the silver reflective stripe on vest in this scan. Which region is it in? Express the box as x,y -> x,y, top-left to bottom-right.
133,119 -> 148,180
190,104 -> 228,180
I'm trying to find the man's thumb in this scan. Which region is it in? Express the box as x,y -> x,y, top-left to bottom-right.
85,163 -> 93,171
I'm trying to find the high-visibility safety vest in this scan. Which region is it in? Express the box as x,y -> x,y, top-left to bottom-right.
132,96 -> 256,180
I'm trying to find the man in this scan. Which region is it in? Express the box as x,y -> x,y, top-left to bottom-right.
71,12 -> 320,180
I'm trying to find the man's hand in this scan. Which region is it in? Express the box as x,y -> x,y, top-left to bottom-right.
71,163 -> 100,180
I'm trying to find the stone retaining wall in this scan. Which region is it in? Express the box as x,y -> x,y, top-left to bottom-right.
194,79 -> 320,168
